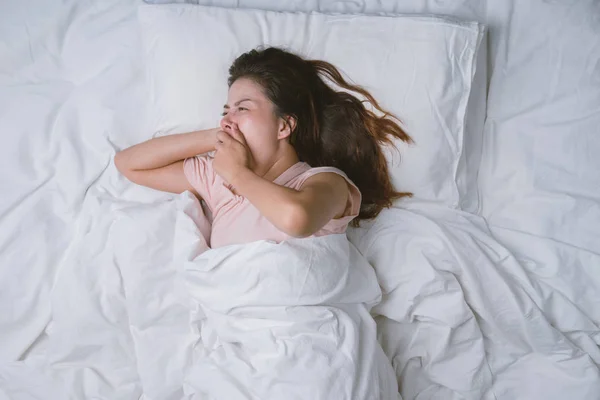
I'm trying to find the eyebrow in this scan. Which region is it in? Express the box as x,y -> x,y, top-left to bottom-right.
223,98 -> 254,109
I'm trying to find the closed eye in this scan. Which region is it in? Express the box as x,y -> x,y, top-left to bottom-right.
222,107 -> 248,116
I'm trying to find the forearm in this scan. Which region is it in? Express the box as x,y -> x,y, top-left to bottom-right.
231,169 -> 307,236
115,128 -> 218,171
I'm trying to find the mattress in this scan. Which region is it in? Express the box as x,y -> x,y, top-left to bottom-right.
1,0 -> 598,399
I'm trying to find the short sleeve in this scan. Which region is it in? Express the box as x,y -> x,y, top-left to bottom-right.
183,155 -> 217,212
295,167 -> 362,235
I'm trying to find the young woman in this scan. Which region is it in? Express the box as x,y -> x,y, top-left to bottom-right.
114,47 -> 411,248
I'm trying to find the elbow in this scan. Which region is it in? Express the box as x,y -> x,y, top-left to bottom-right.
280,203 -> 314,238
114,151 -> 125,172
114,151 -> 131,176
114,151 -> 138,184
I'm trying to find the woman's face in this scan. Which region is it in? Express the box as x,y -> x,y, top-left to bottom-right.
221,78 -> 288,166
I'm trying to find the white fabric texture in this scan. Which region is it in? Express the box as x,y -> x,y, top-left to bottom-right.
178,202 -> 397,399
476,2 -> 600,373
0,0 -> 153,364
0,193 -> 400,400
457,33 -> 487,212
477,0 -> 600,290
347,205 -> 600,399
138,4 -> 484,206
2,193 -> 599,399
2,0 -> 600,399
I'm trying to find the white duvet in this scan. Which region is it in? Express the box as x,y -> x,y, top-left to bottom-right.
0,193 -> 398,400
175,199 -> 398,399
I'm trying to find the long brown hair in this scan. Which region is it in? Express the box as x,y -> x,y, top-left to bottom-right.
228,47 -> 412,226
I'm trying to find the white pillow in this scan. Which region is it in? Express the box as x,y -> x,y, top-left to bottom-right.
458,32 -> 487,213
137,4 -> 484,207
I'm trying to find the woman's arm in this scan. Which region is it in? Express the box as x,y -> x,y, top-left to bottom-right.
231,169 -> 348,238
212,126 -> 348,237
114,128 -> 218,195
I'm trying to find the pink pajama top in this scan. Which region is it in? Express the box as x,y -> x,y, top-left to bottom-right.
183,155 -> 362,248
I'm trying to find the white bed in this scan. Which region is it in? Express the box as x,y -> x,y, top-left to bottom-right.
1,0 -> 599,399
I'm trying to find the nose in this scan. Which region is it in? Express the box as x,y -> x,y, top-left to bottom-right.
220,115 -> 233,131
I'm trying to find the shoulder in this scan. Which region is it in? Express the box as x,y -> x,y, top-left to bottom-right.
294,167 -> 361,200
291,166 -> 348,187
301,170 -> 347,189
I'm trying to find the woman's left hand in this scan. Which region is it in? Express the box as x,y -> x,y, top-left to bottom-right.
213,125 -> 254,186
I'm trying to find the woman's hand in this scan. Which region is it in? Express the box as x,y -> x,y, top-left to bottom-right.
213,125 -> 254,186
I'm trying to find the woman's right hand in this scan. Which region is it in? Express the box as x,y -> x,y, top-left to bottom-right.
207,127 -> 220,151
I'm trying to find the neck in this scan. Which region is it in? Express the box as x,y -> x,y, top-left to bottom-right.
255,144 -> 300,182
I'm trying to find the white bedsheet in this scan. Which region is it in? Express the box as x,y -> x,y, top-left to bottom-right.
349,205 -> 600,399
0,0 -> 154,363
1,0 -> 599,399
477,3 -> 600,384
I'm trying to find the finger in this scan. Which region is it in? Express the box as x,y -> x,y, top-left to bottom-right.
218,130 -> 247,154
216,130 -> 233,145
230,124 -> 247,145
